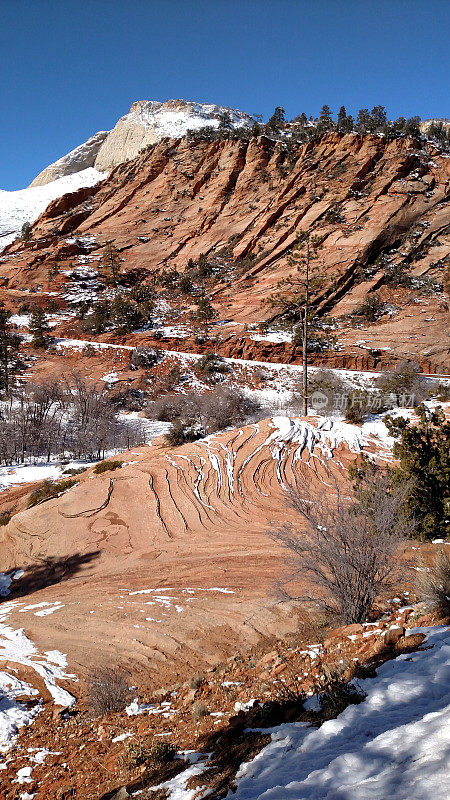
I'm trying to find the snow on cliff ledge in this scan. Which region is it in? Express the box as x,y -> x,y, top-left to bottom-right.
123,99 -> 255,137
0,167 -> 106,251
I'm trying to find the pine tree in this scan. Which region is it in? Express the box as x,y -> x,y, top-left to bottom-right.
0,303 -> 22,393
101,241 -> 121,292
264,234 -> 325,415
192,295 -> 217,333
111,296 -> 145,333
356,108 -> 371,134
443,260 -> 450,297
81,300 -> 111,334
318,105 -> 334,132
404,116 -> 421,137
289,234 -> 326,415
392,116 -> 407,135
179,274 -> 194,294
197,252 -> 212,278
368,106 -> 387,133
29,307 -> 51,349
337,106 -> 353,133
267,107 -> 286,133
385,406 -> 450,540
21,221 -> 32,242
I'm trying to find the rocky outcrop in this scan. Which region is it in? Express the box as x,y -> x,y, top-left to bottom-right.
94,99 -> 254,172
29,99 -> 255,185
0,416 -> 391,677
420,118 -> 450,133
29,131 -> 109,186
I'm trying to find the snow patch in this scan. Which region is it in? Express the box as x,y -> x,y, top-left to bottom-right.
230,626 -> 450,800
0,168 -> 106,250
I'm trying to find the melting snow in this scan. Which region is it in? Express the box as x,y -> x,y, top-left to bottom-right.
0,459 -> 95,493
0,602 -> 77,749
229,626 -> 450,800
125,699 -> 175,717
0,168 -> 106,250
14,765 -> 33,784
250,330 -> 293,344
111,731 -> 132,743
19,602 -> 65,617
145,749 -> 210,799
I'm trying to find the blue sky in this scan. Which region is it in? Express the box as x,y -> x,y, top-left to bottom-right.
1,0 -> 449,189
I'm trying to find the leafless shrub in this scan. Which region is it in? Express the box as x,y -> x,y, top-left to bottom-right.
147,393 -> 196,422
418,549 -> 450,618
165,418 -> 204,446
269,471 -> 412,624
375,360 -> 428,404
189,674 -> 204,690
312,665 -> 366,717
196,352 -> 229,377
123,739 -> 150,767
309,368 -> 348,394
199,387 -> 260,433
147,387 -> 260,434
122,737 -> 176,768
320,679 -> 365,715
87,667 -> 131,716
290,369 -> 350,416
148,740 -> 177,765
130,346 -> 161,369
0,507 -> 14,526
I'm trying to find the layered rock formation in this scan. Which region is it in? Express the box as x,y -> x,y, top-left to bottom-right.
0,416 -> 389,677
3,131 -> 449,369
29,99 -> 255,186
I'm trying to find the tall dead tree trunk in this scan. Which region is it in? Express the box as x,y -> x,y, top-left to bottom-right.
302,236 -> 310,417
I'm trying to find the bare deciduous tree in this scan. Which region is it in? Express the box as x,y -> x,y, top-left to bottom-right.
0,373 -> 145,466
147,386 -> 261,434
269,470 -> 412,624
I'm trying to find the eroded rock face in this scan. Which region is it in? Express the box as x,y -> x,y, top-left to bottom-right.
29,131 -> 109,186
94,99 -> 254,172
5,132 -> 449,370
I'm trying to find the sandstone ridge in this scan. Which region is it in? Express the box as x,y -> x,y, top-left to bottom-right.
4,131 -> 449,370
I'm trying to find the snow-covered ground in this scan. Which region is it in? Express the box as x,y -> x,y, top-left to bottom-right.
29,130 -> 109,185
0,168 -> 106,250
250,330 -> 293,344
0,596 -> 76,752
10,313 -> 75,330
227,625 -> 450,800
0,460 -> 94,493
